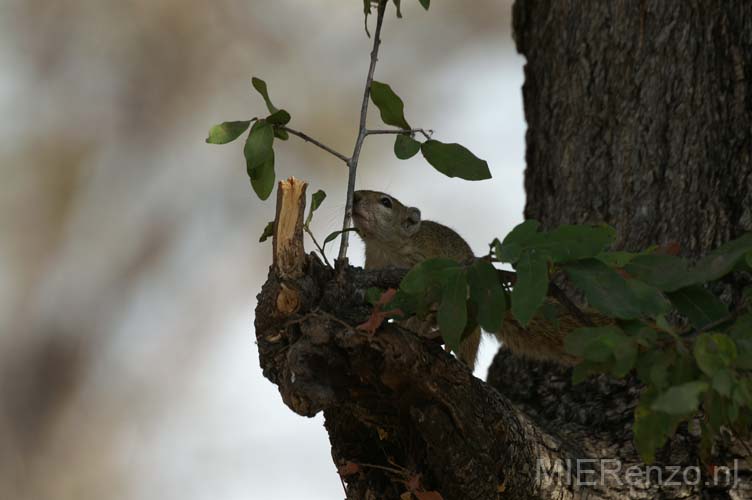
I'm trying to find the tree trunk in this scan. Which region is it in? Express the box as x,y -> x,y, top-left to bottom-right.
255,2 -> 752,499
487,0 -> 752,498
515,0 -> 752,255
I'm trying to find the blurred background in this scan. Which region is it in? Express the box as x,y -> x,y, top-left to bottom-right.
0,1 -> 524,498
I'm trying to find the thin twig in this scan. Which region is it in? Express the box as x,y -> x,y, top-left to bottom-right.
549,282 -> 595,327
279,126 -> 350,164
316,309 -> 360,334
366,128 -> 434,140
337,0 -> 388,263
339,476 -> 348,497
677,304 -> 746,344
358,462 -> 408,477
304,225 -> 333,268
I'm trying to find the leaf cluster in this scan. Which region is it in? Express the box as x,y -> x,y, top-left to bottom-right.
208,74 -> 490,204
384,222 -> 752,463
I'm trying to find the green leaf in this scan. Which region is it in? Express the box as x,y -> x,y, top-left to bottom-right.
394,134 -> 421,160
420,140 -> 491,181
667,285 -> 728,329
250,150 -> 275,200
418,0 -> 430,9
245,121 -> 275,200
691,233 -> 752,284
467,260 -> 506,332
266,109 -> 291,126
564,326 -> 633,371
540,300 -> 562,329
731,314 -> 752,369
733,378 -> 752,407
624,254 -> 691,292
636,350 -> 673,389
206,120 -> 251,144
497,220 -> 540,263
392,0 -> 402,17
651,381 -> 709,415
251,77 -> 279,114
743,285 -> 752,307
623,234 -> 752,290
259,221 -> 274,243
705,390 -> 729,429
612,337 -> 638,378
712,369 -> 734,397
694,333 -> 738,376
274,126 -> 289,141
511,250 -> 549,327
734,341 -> 752,370
385,289 -> 417,317
730,313 -> 752,340
671,352 -> 700,384
633,404 -> 678,463
596,251 -> 639,267
370,81 -> 410,129
625,279 -> 673,317
571,361 -> 596,384
322,228 -> 360,252
533,224 -> 616,263
621,320 -> 658,347
401,258 -> 459,295
437,267 -> 468,352
564,259 -> 669,319
305,190 -> 327,226
497,222 -> 614,264
245,121 -> 274,169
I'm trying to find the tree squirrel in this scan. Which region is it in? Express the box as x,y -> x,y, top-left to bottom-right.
353,190 -> 588,370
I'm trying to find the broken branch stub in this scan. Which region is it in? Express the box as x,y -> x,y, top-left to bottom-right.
272,177 -> 307,315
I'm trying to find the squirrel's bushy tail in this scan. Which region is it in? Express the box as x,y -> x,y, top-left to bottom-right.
457,326 -> 481,371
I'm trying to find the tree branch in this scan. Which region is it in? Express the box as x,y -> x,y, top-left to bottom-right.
366,128 -> 434,140
304,226 -> 333,268
255,255 -> 593,498
548,282 -> 595,327
279,126 -> 350,164
337,0 -> 388,263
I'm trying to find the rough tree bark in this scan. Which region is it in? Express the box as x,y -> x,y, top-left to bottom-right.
489,0 -> 752,498
254,2 -> 752,499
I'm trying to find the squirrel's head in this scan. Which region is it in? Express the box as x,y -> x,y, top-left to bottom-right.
352,190 -> 421,245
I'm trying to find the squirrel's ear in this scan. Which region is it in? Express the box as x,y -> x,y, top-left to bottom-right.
404,207 -> 421,235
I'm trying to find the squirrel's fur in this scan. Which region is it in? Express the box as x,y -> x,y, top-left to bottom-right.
353,189 -> 607,370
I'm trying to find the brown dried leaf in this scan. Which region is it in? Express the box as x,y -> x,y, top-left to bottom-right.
656,241 -> 681,256
415,492 -> 443,500
405,474 -> 422,492
338,461 -> 361,477
357,288 -> 402,335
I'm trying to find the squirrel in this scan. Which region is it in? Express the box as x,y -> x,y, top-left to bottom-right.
352,189 -> 597,370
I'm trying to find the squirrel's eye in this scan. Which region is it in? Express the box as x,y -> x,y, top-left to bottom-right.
380,197 -> 392,209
